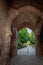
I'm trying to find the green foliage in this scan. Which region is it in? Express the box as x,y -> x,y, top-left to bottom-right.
27,41 -> 32,45
29,32 -> 35,45
18,28 -> 28,43
17,28 -> 35,48
17,43 -> 23,49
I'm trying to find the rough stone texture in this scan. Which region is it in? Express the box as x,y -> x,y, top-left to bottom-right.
0,0 -> 43,65
0,0 -> 10,65
35,19 -> 43,56
10,28 -> 17,57
0,0 -> 7,63
0,0 -> 7,52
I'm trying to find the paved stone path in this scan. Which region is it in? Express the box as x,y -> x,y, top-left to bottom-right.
0,46 -> 43,65
9,46 -> 43,65
17,46 -> 36,55
9,55 -> 43,65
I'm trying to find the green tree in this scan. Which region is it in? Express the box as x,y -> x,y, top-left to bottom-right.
29,31 -> 35,45
18,28 -> 28,44
18,28 -> 35,48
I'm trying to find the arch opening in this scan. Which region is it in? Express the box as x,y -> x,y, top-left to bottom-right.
17,27 -> 36,56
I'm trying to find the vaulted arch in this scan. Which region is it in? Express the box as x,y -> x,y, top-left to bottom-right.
10,6 -> 43,57
2,6 -> 43,65
6,6 -> 43,30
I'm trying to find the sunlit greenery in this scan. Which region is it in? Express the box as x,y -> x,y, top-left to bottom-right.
17,28 -> 35,49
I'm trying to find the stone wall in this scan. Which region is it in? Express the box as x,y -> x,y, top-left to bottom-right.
12,0 -> 43,11
0,0 -> 8,55
0,0 -> 9,65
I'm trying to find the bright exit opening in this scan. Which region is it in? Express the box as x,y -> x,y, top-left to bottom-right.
17,28 -> 36,56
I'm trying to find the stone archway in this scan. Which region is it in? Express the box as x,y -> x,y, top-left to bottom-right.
1,6 -> 43,65
11,21 -> 35,57
10,6 -> 43,57
5,6 -> 43,28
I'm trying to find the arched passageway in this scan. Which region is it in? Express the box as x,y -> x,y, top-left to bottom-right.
11,21 -> 36,56
1,6 -> 43,65
10,6 -> 43,57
